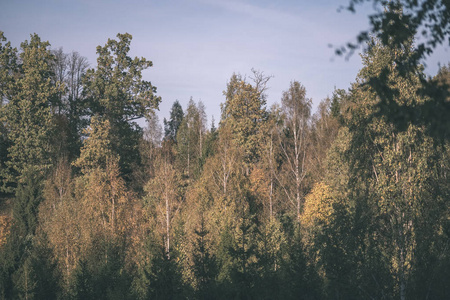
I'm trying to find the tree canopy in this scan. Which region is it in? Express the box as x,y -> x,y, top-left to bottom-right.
0,12 -> 449,299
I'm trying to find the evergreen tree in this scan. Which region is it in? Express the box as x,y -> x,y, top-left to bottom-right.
146,246 -> 186,300
0,170 -> 62,300
164,100 -> 184,142
71,243 -> 134,300
191,214 -> 217,300
0,32 -> 17,193
2,34 -> 59,186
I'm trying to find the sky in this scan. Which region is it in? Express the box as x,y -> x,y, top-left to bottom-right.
1,0 -> 448,128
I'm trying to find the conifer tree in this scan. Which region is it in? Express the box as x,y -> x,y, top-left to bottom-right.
2,34 -> 59,186
0,32 -> 17,192
164,100 -> 184,143
192,213 -> 217,300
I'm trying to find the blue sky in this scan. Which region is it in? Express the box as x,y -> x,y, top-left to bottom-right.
1,0 -> 448,127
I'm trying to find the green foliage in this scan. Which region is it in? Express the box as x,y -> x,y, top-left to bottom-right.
191,215 -> 217,300
16,238 -> 61,300
2,34 -> 59,187
221,74 -> 268,166
0,31 -> 18,101
72,259 -> 94,300
278,80 -> 312,219
12,170 -> 44,238
164,100 -> 184,142
341,0 -> 449,67
83,33 -> 160,180
71,242 -> 134,300
176,99 -> 207,180
320,36 -> 450,299
73,116 -> 115,174
0,28 -> 448,300
0,32 -> 17,191
254,218 -> 286,299
146,246 -> 186,300
282,224 -> 322,300
0,232 -> 61,300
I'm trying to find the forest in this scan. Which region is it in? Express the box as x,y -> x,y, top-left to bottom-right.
0,5 -> 450,300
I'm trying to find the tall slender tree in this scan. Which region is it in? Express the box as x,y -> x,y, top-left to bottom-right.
278,81 -> 312,220
164,100 -> 184,143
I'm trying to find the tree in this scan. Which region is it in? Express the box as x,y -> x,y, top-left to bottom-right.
134,113 -> 163,192
82,33 -> 161,179
73,117 -> 114,174
38,158 -> 80,286
145,154 -> 181,258
49,48 -> 67,113
71,243 -> 134,300
191,213 -> 217,300
308,91 -> 343,183
206,122 -> 240,196
0,31 -> 18,103
74,117 -> 132,237
277,81 -> 312,220
12,237 -> 61,300
324,36 -> 450,299
221,74 -> 268,168
164,100 -> 184,143
146,245 -> 186,300
281,221 -> 322,300
177,98 -> 207,180
337,3 -> 450,141
0,169 -> 63,300
339,0 -> 449,65
228,199 -> 259,299
252,104 -> 284,220
49,48 -> 89,160
0,32 -> 17,193
69,116 -> 135,299
2,34 -> 59,186
255,217 -> 287,299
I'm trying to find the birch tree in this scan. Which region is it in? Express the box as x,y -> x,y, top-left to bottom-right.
278,81 -> 312,220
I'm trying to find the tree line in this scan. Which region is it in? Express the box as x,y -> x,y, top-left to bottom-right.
0,25 -> 449,300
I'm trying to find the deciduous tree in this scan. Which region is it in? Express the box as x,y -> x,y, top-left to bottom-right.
82,33 -> 160,179
277,81 -> 312,220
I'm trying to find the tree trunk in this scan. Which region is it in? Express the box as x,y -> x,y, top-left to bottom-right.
165,189 -> 170,259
